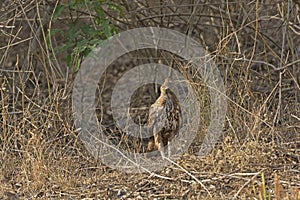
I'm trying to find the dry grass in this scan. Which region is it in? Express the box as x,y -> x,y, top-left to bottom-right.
0,0 -> 299,199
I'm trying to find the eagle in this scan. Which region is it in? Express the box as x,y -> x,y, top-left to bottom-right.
147,79 -> 182,158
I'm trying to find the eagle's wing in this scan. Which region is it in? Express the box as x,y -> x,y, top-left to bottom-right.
147,104 -> 167,134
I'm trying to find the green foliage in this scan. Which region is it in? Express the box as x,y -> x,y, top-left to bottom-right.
50,0 -> 121,70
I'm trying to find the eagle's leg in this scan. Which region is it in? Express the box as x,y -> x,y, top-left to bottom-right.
154,132 -> 165,158
167,140 -> 171,158
167,132 -> 176,158
147,138 -> 155,152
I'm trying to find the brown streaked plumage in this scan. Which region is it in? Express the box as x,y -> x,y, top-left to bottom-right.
147,79 -> 182,158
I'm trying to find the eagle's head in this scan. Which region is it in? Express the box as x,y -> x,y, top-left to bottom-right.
160,79 -> 170,95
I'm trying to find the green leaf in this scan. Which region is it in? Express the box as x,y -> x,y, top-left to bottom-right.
50,0 -> 121,70
53,5 -> 65,21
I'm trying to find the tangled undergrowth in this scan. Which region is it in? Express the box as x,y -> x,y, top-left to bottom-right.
0,0 -> 299,199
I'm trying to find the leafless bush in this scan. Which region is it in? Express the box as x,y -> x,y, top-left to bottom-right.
0,0 -> 299,199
